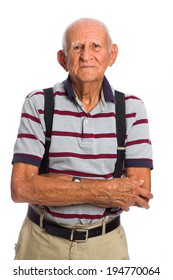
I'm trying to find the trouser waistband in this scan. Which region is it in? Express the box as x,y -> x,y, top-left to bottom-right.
27,205 -> 120,242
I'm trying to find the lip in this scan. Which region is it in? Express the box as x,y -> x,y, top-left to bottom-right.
79,65 -> 96,68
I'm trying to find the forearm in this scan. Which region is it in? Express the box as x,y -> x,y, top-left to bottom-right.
125,167 -> 152,206
11,171 -> 107,206
126,167 -> 151,191
11,163 -> 153,210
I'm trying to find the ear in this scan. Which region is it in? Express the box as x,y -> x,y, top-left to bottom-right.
57,50 -> 68,71
109,44 -> 118,67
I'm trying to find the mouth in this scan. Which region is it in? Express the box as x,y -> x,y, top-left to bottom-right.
79,65 -> 96,69
79,63 -> 95,68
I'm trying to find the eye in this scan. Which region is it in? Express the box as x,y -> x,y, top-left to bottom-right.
91,43 -> 101,51
72,43 -> 84,53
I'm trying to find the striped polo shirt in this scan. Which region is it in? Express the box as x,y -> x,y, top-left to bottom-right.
12,75 -> 153,225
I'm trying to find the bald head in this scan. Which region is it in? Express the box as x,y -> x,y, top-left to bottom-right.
62,18 -> 112,54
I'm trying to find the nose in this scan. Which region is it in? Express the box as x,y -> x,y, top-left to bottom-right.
80,46 -> 92,61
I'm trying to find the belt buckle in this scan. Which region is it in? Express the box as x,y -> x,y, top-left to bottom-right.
70,228 -> 89,243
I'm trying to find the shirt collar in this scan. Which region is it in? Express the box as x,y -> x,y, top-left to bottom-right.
64,75 -> 115,103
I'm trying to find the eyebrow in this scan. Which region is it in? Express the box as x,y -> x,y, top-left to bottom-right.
71,41 -> 101,46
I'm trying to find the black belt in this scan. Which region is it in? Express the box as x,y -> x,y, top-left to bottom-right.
27,205 -> 120,242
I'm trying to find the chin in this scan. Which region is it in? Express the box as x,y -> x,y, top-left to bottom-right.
77,74 -> 101,83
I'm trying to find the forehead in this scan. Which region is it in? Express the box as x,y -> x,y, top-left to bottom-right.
67,21 -> 108,44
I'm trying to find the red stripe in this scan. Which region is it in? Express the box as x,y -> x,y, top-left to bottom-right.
133,119 -> 148,126
126,113 -> 136,118
126,139 -> 151,147
49,152 -> 117,159
18,133 -> 38,140
48,168 -> 113,179
27,91 -> 44,98
54,110 -> 85,117
45,207 -> 105,219
54,110 -> 117,118
21,113 -> 41,124
52,131 -> 81,137
47,109 -> 137,120
93,112 -> 115,118
52,131 -> 116,139
54,91 -> 67,96
38,109 -> 44,114
125,95 -> 141,101
17,134 -> 44,146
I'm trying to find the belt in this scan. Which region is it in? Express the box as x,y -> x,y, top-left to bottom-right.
27,205 -> 120,242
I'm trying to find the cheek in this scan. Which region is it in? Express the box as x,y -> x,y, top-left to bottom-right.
66,57 -> 79,70
97,50 -> 110,62
98,54 -> 111,67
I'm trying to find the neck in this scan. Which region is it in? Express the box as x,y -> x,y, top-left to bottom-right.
72,80 -> 103,112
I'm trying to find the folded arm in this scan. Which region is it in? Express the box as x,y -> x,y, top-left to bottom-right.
11,162 -> 153,211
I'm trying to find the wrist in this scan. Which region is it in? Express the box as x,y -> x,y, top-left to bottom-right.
72,177 -> 81,182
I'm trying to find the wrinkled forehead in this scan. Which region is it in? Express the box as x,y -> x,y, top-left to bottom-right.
65,20 -> 109,47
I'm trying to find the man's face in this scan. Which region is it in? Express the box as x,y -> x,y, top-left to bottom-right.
62,21 -> 117,84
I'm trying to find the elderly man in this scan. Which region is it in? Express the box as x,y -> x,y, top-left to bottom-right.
11,18 -> 153,260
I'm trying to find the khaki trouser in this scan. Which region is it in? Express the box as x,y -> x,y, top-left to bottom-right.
14,216 -> 129,260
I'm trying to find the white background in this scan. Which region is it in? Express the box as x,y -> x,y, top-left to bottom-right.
0,0 -> 172,277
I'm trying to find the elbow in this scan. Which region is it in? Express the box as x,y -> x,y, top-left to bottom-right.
11,182 -> 25,203
11,192 -> 21,203
10,162 -> 38,203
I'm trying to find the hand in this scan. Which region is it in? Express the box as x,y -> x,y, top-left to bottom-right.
93,177 -> 153,211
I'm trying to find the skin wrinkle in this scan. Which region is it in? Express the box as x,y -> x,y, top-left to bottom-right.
10,18 -> 154,261
11,18 -> 153,213
62,18 -> 112,55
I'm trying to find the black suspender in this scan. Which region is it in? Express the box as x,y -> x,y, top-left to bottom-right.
39,88 -> 126,177
113,90 -> 126,178
39,87 -> 54,174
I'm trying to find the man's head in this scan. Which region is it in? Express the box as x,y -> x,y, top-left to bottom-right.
57,18 -> 118,84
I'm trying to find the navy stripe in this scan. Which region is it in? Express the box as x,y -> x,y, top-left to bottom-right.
12,153 -> 41,167
125,158 -> 153,169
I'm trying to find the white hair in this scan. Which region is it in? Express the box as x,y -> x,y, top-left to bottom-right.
62,18 -> 113,55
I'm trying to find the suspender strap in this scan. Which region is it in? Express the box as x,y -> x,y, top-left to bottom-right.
113,90 -> 126,178
39,87 -> 54,174
39,88 -> 126,177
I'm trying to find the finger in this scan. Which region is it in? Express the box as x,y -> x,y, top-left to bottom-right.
138,188 -> 153,200
138,179 -> 144,186
135,196 -> 150,209
121,205 -> 130,212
